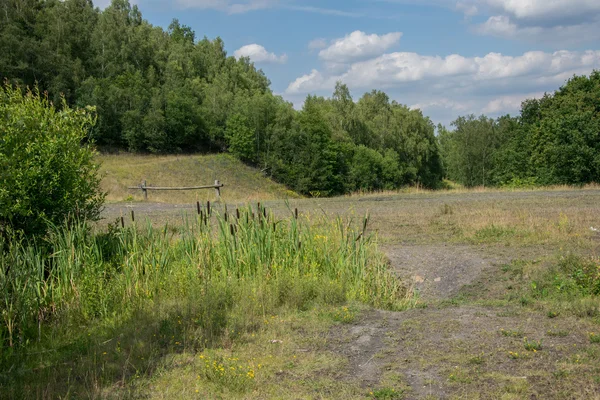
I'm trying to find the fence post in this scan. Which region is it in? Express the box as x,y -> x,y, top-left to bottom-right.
142,180 -> 147,201
215,180 -> 221,200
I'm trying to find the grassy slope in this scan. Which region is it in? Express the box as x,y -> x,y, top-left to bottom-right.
98,153 -> 300,203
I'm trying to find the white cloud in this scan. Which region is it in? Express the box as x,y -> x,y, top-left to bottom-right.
286,69 -> 336,94
234,44 -> 287,64
410,98 -> 471,112
285,48 -> 600,122
483,0 -> 600,22
318,31 -> 403,65
482,92 -> 544,114
458,0 -> 600,45
327,50 -> 600,90
476,15 -> 600,45
456,1 -> 478,17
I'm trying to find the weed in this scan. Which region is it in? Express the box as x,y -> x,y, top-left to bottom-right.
468,352 -> 486,365
447,367 -> 472,383
547,329 -> 569,337
523,338 -> 542,352
553,369 -> 569,379
557,213 -> 573,234
590,332 -> 600,344
198,353 -> 257,392
508,351 -> 526,360
440,203 -> 454,215
500,328 -> 524,338
330,305 -> 357,324
370,387 -> 404,399
472,224 -> 517,243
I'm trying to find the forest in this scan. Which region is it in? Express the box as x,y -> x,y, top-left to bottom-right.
1,0 -> 599,194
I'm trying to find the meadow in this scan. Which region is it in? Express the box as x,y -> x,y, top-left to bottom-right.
2,180 -> 600,399
0,202 -> 408,398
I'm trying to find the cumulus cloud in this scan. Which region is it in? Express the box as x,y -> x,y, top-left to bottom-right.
482,92 -> 545,114
285,48 -> 600,121
410,98 -> 471,112
332,50 -> 600,89
285,69 -> 335,94
234,44 -> 287,64
483,0 -> 600,22
476,14 -> 600,45
318,31 -> 403,65
460,0 -> 600,45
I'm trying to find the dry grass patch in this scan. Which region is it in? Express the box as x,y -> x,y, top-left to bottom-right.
98,153 -> 300,203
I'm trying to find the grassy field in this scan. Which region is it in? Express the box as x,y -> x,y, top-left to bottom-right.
98,153 -> 300,203
101,187 -> 600,399
2,180 -> 600,398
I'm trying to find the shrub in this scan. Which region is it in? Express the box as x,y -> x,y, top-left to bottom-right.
0,85 -> 105,236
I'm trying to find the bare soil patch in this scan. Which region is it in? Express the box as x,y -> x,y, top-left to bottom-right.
384,244 -> 508,300
326,242 -> 600,399
329,304 -> 600,399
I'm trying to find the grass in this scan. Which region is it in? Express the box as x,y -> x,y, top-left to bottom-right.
523,338 -> 543,352
98,152 -> 300,203
0,204 -> 408,398
4,184 -> 600,398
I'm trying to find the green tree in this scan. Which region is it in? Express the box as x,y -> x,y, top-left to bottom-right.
225,114 -> 255,162
0,85 -> 105,236
439,115 -> 498,187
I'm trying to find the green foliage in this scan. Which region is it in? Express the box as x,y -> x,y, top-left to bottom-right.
556,254 -> 600,296
0,84 -> 105,236
0,207 -> 407,362
225,114 -> 256,162
438,115 -> 500,187
0,0 -> 445,195
441,71 -> 600,187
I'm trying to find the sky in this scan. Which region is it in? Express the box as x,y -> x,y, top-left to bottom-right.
99,0 -> 600,126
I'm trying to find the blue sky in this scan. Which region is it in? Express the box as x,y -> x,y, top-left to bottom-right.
100,0 -> 600,126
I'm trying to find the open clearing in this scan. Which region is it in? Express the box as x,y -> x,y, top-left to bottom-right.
100,188 -> 600,399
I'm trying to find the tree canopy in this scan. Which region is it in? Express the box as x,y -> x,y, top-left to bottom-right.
439,71 -> 600,188
0,0 -> 445,195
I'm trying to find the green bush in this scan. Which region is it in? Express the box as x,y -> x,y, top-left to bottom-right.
0,85 -> 105,236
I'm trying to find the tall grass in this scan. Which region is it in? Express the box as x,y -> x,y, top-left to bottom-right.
0,205 -> 406,371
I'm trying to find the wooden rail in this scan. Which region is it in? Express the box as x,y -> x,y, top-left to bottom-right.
128,180 -> 223,200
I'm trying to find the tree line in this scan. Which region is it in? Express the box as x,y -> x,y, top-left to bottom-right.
439,71 -> 600,187
2,0 -> 597,195
0,0 -> 443,196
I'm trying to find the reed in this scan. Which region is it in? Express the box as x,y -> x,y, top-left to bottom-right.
0,205 -> 407,363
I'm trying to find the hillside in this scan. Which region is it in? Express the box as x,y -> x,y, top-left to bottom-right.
98,153 -> 299,203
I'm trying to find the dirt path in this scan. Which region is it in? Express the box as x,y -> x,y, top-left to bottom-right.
327,245 -> 600,399
384,245 -> 507,301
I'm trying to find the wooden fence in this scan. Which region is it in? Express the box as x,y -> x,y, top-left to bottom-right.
128,180 -> 224,200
